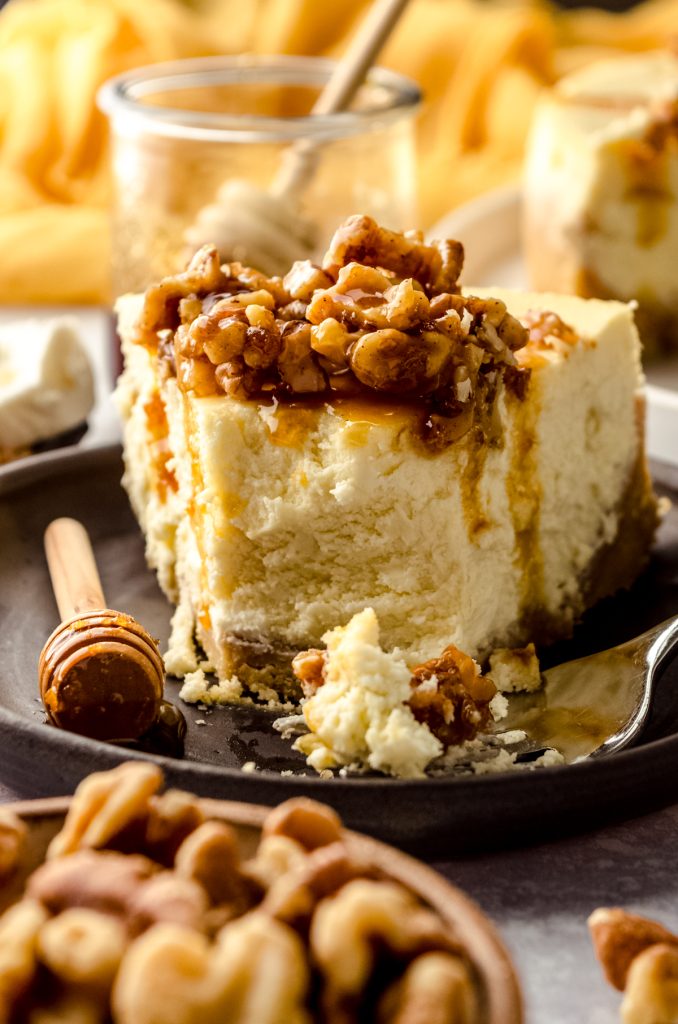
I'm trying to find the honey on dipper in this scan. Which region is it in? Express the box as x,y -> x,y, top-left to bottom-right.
39,518 -> 175,746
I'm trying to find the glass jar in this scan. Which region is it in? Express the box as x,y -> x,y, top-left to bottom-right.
98,55 -> 421,295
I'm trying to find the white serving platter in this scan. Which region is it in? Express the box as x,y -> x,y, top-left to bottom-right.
431,185 -> 678,468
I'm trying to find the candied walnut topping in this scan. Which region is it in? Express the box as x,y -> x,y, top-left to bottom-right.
409,646 -> 497,748
131,216 -> 530,450
521,309 -> 579,351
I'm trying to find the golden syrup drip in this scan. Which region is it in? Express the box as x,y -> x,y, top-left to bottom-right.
459,427 -> 491,542
262,404 -> 321,449
143,392 -> 178,499
506,383 -> 545,621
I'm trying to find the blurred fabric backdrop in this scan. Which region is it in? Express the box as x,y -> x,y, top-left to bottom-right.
0,0 -> 675,304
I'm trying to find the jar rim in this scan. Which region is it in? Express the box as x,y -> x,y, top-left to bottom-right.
97,54 -> 422,144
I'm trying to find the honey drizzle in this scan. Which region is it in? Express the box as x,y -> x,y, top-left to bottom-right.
143,392 -> 178,499
459,427 -> 491,541
506,385 -> 545,621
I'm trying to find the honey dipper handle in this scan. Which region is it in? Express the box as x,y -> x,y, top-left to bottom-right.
272,0 -> 411,200
44,518 -> 107,621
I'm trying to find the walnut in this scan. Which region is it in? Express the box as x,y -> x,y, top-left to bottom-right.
521,309 -> 578,352
113,915 -> 310,1024
137,245 -> 225,333
589,907 -> 678,992
176,352 -> 219,396
37,908 -> 127,988
278,322 -> 326,393
262,798 -> 343,850
0,807 -> 26,880
283,260 -> 333,302
408,646 -> 497,747
291,648 -> 326,698
47,762 -> 163,859
622,943 -> 678,1024
310,879 -> 456,1009
349,328 -> 452,394
0,900 -> 48,1020
378,951 -> 480,1024
309,319 -> 350,371
323,215 -> 463,295
188,311 -> 248,365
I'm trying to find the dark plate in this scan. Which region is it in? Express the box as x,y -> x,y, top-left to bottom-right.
0,444 -> 677,856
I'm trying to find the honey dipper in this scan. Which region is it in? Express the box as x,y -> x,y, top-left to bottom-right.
39,518 -> 164,741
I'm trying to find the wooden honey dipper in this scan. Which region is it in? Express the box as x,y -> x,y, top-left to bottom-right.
39,518 -> 165,741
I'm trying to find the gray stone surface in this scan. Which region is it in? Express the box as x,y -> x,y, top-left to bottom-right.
434,804 -> 678,1022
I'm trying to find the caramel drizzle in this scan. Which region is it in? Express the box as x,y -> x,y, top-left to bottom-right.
506,386 -> 545,623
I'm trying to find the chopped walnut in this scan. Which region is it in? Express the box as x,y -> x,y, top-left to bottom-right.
322,215 -> 464,295
129,215 -> 534,452
47,762 -> 163,859
292,648 -> 327,698
0,807 -> 26,880
378,951 -> 480,1024
137,245 -> 225,335
408,646 -> 497,747
521,309 -> 579,352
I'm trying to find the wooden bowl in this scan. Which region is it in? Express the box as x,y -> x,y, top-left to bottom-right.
3,796 -> 523,1024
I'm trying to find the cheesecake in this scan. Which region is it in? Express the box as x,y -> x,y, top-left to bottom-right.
523,50 -> 678,354
115,215 -> 658,700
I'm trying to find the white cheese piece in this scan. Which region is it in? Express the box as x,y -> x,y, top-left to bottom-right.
294,607 -> 442,779
0,318 -> 94,450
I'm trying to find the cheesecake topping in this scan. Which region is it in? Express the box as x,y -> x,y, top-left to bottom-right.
134,215 -> 530,449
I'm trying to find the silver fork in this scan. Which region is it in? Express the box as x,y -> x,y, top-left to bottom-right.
496,616 -> 678,765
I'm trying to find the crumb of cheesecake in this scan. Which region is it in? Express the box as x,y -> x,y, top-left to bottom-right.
179,668 -> 243,705
489,644 -> 543,693
131,214 -> 530,451
290,609 -> 503,779
293,608 -> 443,779
164,597 -> 200,677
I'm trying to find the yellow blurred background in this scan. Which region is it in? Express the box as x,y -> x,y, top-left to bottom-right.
0,0 -> 675,304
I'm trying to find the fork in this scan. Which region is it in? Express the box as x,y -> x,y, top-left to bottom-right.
495,616 -> 678,765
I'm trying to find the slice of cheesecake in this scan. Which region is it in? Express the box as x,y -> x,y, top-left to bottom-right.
115,216 -> 658,699
523,50 -> 678,354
